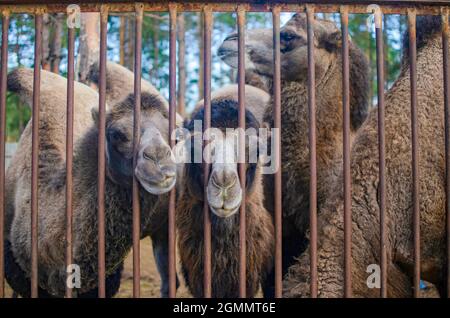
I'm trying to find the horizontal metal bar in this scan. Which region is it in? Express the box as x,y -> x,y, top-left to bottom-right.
0,2 -> 447,15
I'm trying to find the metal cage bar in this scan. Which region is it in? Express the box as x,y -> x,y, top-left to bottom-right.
0,10 -> 9,299
272,6 -> 282,299
97,5 -> 108,298
340,5 -> 352,298
408,9 -> 420,298
374,6 -> 387,299
306,5 -> 318,299
168,3 -> 178,299
202,6 -> 213,298
132,3 -> 144,298
30,12 -> 43,298
237,5 -> 247,299
65,22 -> 75,299
0,2 -> 446,15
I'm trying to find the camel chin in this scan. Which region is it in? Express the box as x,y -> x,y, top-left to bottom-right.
138,175 -> 176,195
209,205 -> 240,218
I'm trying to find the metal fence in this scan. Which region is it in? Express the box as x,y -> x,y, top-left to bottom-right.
0,0 -> 448,299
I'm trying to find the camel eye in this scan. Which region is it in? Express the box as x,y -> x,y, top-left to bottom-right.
281,31 -> 298,43
109,129 -> 128,143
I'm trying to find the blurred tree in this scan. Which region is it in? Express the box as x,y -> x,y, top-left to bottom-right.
177,13 -> 186,117
76,12 -> 100,84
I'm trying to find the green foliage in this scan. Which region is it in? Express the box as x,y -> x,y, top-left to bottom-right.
1,12 -> 406,141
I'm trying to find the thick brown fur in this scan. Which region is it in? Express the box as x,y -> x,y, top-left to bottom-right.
177,100 -> 274,297
87,60 -> 183,126
194,84 -> 270,124
283,16 -> 448,298
258,15 -> 370,287
5,68 -> 173,297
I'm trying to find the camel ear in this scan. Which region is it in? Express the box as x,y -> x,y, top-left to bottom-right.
321,30 -> 342,52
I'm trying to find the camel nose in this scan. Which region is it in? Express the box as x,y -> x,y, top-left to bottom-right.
143,146 -> 172,163
142,146 -> 175,177
211,169 -> 238,190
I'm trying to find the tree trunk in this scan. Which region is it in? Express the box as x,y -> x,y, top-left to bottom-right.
42,14 -> 51,71
124,15 -> 134,70
119,16 -> 125,65
76,12 -> 100,84
197,12 -> 204,100
15,15 -> 24,134
177,14 -> 186,117
50,13 -> 63,74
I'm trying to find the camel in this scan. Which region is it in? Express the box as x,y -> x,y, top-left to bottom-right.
194,84 -> 270,125
176,98 -> 274,297
284,16 -> 448,297
219,14 -> 370,296
5,68 -> 177,297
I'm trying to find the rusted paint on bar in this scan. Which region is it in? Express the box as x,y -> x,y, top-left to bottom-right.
65,24 -> 75,299
0,2 -> 445,15
442,8 -> 450,298
237,5 -> 246,299
132,3 -> 143,298
168,2 -> 178,299
306,5 -> 317,299
272,6 -> 282,299
97,4 -> 108,298
372,6 -> 387,298
408,9 -> 420,298
0,10 -> 9,299
340,5 -> 352,298
31,12 -> 43,298
203,6 -> 213,298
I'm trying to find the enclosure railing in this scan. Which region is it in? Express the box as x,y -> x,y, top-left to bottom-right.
0,0 -> 449,299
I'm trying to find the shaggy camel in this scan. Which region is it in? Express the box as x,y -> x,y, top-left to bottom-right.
284,16 -> 448,297
194,84 -> 270,124
87,60 -> 183,126
5,68 -> 177,297
219,14 -> 370,295
177,99 -> 274,297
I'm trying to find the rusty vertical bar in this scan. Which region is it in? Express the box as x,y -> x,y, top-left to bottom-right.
340,6 -> 352,298
65,21 -> 75,299
203,6 -> 212,298
31,12 -> 43,299
408,9 -> 420,298
0,10 -> 9,299
272,6 -> 282,299
306,5 -> 317,299
372,6 -> 387,298
168,3 -> 177,299
132,3 -> 143,299
442,8 -> 450,298
97,5 -> 108,298
237,6 -> 246,299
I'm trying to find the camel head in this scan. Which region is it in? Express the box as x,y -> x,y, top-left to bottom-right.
92,92 -> 177,195
218,13 -> 342,84
185,100 -> 260,218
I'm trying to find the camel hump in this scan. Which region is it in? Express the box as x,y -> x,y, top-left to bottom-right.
87,60 -> 162,102
87,60 -> 184,126
7,67 -> 69,112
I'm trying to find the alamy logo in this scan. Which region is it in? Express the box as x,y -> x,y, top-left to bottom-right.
366,264 -> 381,289
66,264 -> 81,289
66,4 -> 81,29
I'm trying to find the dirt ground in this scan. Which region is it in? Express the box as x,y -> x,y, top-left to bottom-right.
4,238 -> 192,298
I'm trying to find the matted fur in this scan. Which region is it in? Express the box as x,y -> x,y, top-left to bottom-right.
177,100 -> 274,297
283,16 -> 448,298
5,69 -> 173,297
